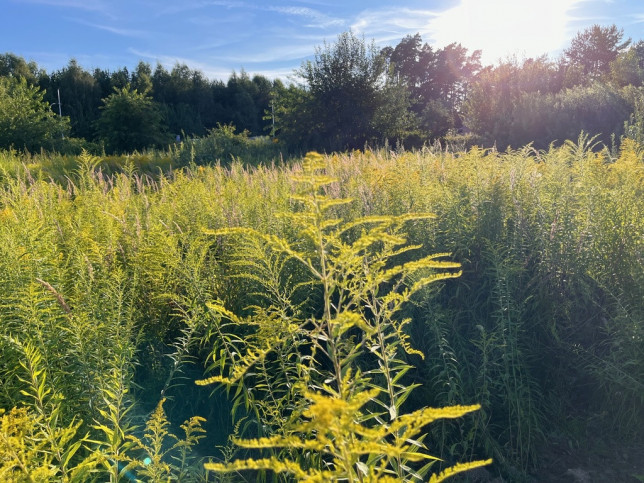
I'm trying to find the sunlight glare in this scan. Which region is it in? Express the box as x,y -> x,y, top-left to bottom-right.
428,0 -> 586,64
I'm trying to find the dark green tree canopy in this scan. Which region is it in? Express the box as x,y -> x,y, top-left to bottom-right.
380,36 -> 481,138
47,59 -> 104,140
131,61 -> 153,95
295,31 -> 387,151
386,33 -> 423,85
0,76 -> 69,151
564,24 -> 631,78
95,85 -> 168,153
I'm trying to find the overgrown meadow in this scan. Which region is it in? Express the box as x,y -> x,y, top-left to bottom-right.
0,139 -> 642,481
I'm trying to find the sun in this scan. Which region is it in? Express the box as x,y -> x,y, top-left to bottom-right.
428,0 -> 586,64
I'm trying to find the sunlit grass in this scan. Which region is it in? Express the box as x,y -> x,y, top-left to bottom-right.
0,141 -> 641,479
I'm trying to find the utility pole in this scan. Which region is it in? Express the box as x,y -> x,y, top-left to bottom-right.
57,89 -> 64,139
51,89 -> 64,139
57,89 -> 62,117
271,99 -> 275,138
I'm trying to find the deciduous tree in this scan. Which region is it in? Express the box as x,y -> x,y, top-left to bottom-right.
0,76 -> 69,151
95,85 -> 168,153
0,53 -> 40,84
564,24 -> 630,79
297,31 -> 386,151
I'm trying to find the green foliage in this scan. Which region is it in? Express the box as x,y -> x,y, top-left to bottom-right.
268,81 -> 316,150
564,24 -> 631,79
197,152 -> 488,480
622,86 -> 644,144
205,389 -> 490,482
286,31 -> 418,151
300,31 -> 385,150
610,46 -> 644,87
95,84 -> 168,154
381,35 -> 482,142
171,123 -> 284,167
0,338 -> 96,482
0,150 -> 219,480
3,23 -> 644,155
128,398 -> 206,481
464,74 -> 632,149
0,144 -> 641,480
372,80 -> 419,143
0,77 -> 69,152
48,59 -> 104,140
0,53 -> 40,83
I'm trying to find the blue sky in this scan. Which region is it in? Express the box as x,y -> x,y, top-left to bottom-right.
4,0 -> 644,81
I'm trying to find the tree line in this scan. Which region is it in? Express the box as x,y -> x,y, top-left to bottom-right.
2,24 -> 644,154
0,56 -> 277,153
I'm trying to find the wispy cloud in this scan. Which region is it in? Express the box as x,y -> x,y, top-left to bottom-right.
183,37 -> 244,51
12,0 -> 110,14
350,8 -> 440,44
291,0 -> 336,6
211,42 -> 317,64
69,18 -> 150,38
129,47 -> 298,80
268,6 -> 345,29
156,0 -> 245,16
186,12 -> 251,27
157,1 -> 343,29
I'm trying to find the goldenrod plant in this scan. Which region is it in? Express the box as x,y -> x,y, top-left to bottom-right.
198,152 -> 490,480
127,398 -> 206,481
0,338 -> 96,482
0,140 -> 641,480
204,388 -> 488,482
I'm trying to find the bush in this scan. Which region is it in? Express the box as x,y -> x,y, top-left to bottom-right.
171,123 -> 285,166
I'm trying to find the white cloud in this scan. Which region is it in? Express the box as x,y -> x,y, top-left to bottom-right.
347,7 -> 442,47
12,0 -> 110,14
69,18 -> 149,38
156,0 -> 246,17
291,0 -> 336,6
158,1 -> 343,30
126,48 -> 298,80
268,6 -> 345,29
186,13 -> 250,27
211,43 -> 317,64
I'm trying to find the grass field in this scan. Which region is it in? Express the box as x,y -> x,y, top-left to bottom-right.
0,139 -> 642,481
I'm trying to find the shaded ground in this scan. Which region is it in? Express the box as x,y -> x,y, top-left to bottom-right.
458,432 -> 644,482
535,435 -> 644,483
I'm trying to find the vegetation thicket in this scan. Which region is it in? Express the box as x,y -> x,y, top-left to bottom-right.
1,18 -> 643,483
3,24 -> 644,155
0,77 -> 70,152
0,138 -> 641,480
94,85 -> 168,154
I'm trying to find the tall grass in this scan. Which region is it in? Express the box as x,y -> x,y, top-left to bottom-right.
333,141 -> 642,472
0,140 -> 641,480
